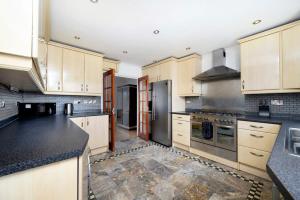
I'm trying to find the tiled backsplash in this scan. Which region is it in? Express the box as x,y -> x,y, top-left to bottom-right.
244,93 -> 300,115
0,85 -> 101,121
0,86 -> 22,121
186,93 -> 300,115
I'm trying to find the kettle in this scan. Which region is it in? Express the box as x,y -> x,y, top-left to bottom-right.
64,103 -> 74,115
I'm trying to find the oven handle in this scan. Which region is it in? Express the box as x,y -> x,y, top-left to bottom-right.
215,124 -> 234,129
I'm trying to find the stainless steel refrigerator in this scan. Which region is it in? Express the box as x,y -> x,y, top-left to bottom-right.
151,80 -> 172,147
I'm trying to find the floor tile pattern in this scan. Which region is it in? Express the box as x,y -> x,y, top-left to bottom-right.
90,141 -> 270,200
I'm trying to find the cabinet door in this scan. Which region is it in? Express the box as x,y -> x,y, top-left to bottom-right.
70,117 -> 86,130
282,25 -> 300,89
0,1 -> 32,57
159,62 -> 172,81
177,59 -> 194,95
63,49 -> 85,92
143,67 -> 159,83
85,116 -> 109,150
85,54 -> 103,94
47,45 -> 62,92
37,40 -> 47,85
241,33 -> 280,91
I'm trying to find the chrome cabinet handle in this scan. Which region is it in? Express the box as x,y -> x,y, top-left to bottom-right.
87,120 -> 89,126
81,84 -> 84,92
81,122 -> 84,127
242,80 -> 245,90
250,134 -> 264,138
86,84 -> 88,92
250,125 -> 264,129
250,152 -> 264,157
177,133 -> 183,136
57,81 -> 61,90
177,122 -> 182,125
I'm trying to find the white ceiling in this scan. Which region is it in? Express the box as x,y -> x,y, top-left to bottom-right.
50,0 -> 300,66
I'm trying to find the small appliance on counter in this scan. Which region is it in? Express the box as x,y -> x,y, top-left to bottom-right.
18,103 -> 56,117
64,103 -> 74,115
258,100 -> 270,117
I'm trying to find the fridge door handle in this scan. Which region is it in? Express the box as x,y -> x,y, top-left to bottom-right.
152,91 -> 155,120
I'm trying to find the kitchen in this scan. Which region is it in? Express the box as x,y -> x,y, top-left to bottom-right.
1,0 -> 300,200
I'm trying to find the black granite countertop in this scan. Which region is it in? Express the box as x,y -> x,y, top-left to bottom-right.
0,112 -> 108,177
238,115 -> 300,200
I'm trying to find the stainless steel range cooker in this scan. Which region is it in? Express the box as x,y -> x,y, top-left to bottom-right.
190,110 -> 242,162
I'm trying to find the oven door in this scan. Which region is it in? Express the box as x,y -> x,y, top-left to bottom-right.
191,121 -> 215,146
214,124 -> 236,151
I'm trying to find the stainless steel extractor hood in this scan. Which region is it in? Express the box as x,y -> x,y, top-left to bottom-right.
193,48 -> 240,81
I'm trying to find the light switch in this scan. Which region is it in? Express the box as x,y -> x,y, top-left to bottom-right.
0,100 -> 5,108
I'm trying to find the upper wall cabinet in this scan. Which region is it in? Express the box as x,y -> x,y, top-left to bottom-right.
103,58 -> 119,73
63,49 -> 85,93
282,25 -> 300,89
239,20 -> 300,94
177,54 -> 202,96
240,33 -> 280,91
45,42 -> 105,96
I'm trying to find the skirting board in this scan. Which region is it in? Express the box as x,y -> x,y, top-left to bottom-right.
190,147 -> 239,169
173,142 -> 190,152
239,163 -> 271,181
90,146 -> 108,156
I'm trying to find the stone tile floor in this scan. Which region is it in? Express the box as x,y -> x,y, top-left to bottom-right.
90,138 -> 272,200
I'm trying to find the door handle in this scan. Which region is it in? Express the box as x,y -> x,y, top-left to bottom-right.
250,134 -> 264,138
250,125 -> 264,129
250,152 -> 264,157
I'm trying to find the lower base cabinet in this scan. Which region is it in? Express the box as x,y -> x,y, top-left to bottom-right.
0,158 -> 79,200
172,114 -> 191,151
71,115 -> 109,155
237,120 -> 280,180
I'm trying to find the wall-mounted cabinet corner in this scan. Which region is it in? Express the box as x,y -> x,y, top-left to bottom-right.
176,54 -> 202,96
0,53 -> 44,92
103,58 -> 120,73
239,20 -> 300,94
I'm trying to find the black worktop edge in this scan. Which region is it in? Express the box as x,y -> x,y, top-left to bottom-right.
266,165 -> 294,200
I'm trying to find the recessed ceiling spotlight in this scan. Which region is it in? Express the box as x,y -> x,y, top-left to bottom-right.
153,30 -> 160,34
74,36 -> 80,40
252,19 -> 262,25
122,50 -> 128,54
186,47 -> 191,51
90,0 -> 98,3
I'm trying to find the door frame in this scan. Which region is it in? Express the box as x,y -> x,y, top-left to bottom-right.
103,69 -> 116,151
138,75 -> 150,141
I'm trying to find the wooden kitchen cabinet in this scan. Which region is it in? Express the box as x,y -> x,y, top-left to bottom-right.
47,45 -> 63,92
239,20 -> 300,94
0,1 -> 33,57
142,65 -> 159,83
177,54 -> 202,96
63,49 -> 85,93
282,24 -> 300,89
240,33 -> 280,91
172,114 -> 191,151
103,58 -> 119,73
0,158 -> 78,200
85,54 -> 103,94
237,120 -> 280,180
71,115 -> 109,155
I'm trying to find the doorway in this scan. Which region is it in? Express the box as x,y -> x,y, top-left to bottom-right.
115,76 -> 138,142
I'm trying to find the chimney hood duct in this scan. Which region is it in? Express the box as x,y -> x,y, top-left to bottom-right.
193,48 -> 240,81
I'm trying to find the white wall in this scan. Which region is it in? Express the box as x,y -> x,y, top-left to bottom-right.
201,45 -> 240,71
116,62 -> 142,79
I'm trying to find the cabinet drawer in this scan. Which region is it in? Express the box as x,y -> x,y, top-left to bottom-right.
173,131 -> 190,146
173,120 -> 190,133
172,114 -> 190,122
238,121 -> 280,134
238,129 -> 277,152
238,146 -> 270,170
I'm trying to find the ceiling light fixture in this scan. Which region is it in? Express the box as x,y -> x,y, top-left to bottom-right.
153,30 -> 160,34
252,19 -> 262,25
186,47 -> 191,51
122,50 -> 128,54
90,0 -> 98,3
74,36 -> 80,40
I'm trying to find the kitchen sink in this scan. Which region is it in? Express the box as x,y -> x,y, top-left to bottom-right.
286,128 -> 300,157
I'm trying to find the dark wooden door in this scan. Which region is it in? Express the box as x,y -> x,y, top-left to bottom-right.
138,76 -> 150,141
103,69 -> 116,151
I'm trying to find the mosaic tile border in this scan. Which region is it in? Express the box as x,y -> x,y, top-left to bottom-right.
89,189 -> 96,200
90,142 -> 264,200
